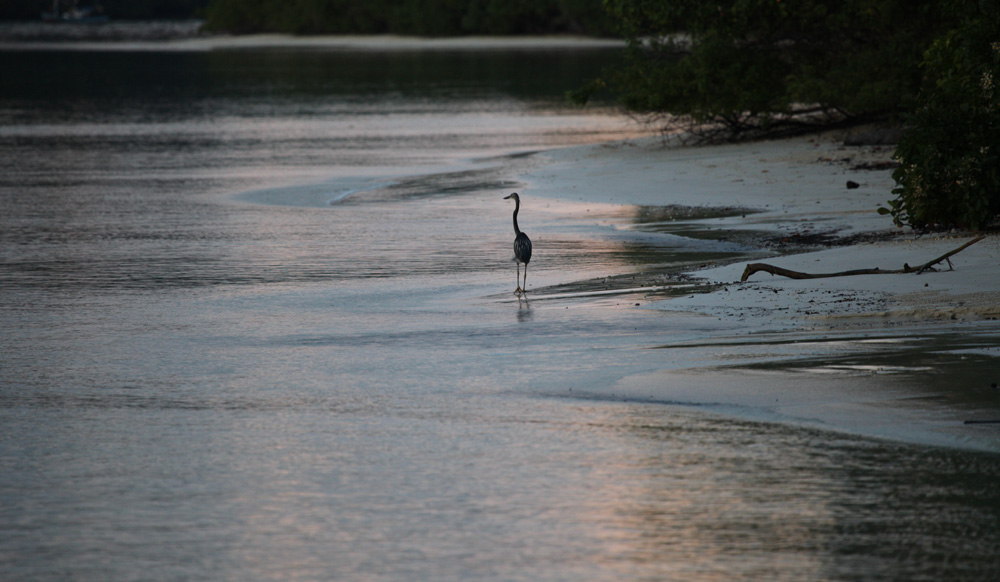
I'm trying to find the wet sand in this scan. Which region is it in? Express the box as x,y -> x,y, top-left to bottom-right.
517,131 -> 1000,451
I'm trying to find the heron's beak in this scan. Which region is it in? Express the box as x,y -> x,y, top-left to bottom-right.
503,194 -> 513,200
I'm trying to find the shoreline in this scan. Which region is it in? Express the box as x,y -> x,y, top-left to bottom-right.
518,131 -> 1000,452
0,23 -> 626,52
520,130 -> 999,324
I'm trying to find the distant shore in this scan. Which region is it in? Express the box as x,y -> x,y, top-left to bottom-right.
0,21 -> 625,52
0,19 -> 206,43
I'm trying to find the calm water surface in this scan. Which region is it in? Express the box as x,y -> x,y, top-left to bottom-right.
2,42 -> 1000,581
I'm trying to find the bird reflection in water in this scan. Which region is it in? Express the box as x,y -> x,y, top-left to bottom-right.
516,294 -> 533,322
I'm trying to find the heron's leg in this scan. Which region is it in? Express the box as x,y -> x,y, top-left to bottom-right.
523,264 -> 528,293
515,263 -> 522,294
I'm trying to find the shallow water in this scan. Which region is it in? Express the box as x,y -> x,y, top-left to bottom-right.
2,43 -> 1000,581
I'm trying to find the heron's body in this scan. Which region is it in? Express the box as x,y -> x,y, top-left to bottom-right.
504,192 -> 532,295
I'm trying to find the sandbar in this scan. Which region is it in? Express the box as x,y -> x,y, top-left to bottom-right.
520,131 -> 1000,451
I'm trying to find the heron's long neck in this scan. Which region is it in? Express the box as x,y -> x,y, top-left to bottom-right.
512,199 -> 522,235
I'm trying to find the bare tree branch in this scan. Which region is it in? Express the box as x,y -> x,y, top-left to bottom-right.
740,235 -> 986,282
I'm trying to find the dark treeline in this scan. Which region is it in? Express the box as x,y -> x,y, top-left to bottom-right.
1,0 -> 617,37
576,0 -> 998,230
0,0 -> 210,20
201,0 -> 617,36
1,1 -> 210,20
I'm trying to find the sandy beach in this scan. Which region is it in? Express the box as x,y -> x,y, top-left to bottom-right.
520,131 -> 1000,450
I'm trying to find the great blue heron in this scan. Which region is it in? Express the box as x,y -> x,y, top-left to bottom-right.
504,192 -> 532,295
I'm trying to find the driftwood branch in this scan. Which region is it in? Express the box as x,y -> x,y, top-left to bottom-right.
741,235 -> 986,282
